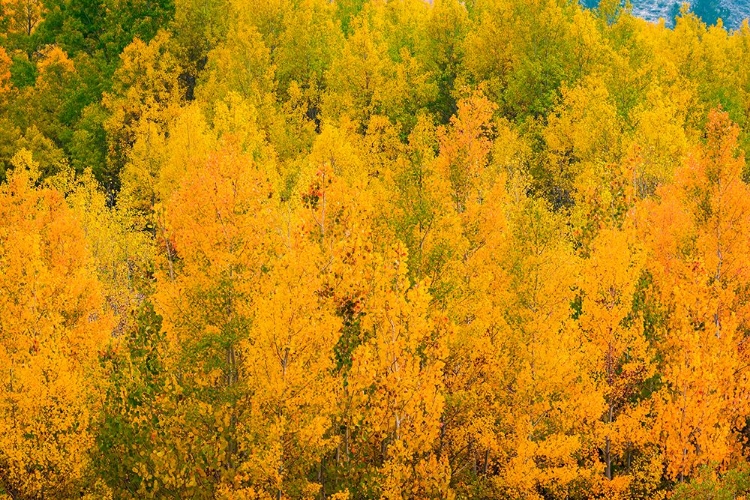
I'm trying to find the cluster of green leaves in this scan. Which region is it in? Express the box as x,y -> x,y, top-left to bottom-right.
0,0 -> 174,184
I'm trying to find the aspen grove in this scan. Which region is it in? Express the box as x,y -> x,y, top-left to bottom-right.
3,0 -> 750,498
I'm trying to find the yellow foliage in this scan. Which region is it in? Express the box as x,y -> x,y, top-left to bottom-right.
0,152 -> 112,498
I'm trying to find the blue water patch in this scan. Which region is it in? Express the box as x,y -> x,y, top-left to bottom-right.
580,0 -> 750,30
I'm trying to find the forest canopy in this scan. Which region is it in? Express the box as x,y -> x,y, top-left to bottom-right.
2,0 -> 750,498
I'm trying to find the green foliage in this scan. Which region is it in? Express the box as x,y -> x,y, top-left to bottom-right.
96,301 -> 168,497
672,465 -> 750,499
9,53 -> 35,88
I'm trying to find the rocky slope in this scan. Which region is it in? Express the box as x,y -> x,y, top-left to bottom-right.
581,0 -> 750,30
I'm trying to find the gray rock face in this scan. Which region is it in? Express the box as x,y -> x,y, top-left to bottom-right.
580,0 -> 750,30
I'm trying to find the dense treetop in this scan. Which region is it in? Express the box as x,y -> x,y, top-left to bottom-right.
3,0 -> 750,498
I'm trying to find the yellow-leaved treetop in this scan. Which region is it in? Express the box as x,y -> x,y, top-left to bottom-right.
153,143 -> 280,495
0,151 -> 111,498
645,109 -> 750,480
1,0 -> 44,35
578,225 -> 653,496
237,216 -> 342,498
0,47 -> 12,96
348,244 -> 450,499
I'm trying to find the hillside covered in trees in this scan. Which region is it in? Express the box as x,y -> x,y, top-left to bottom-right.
4,0 -> 750,498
